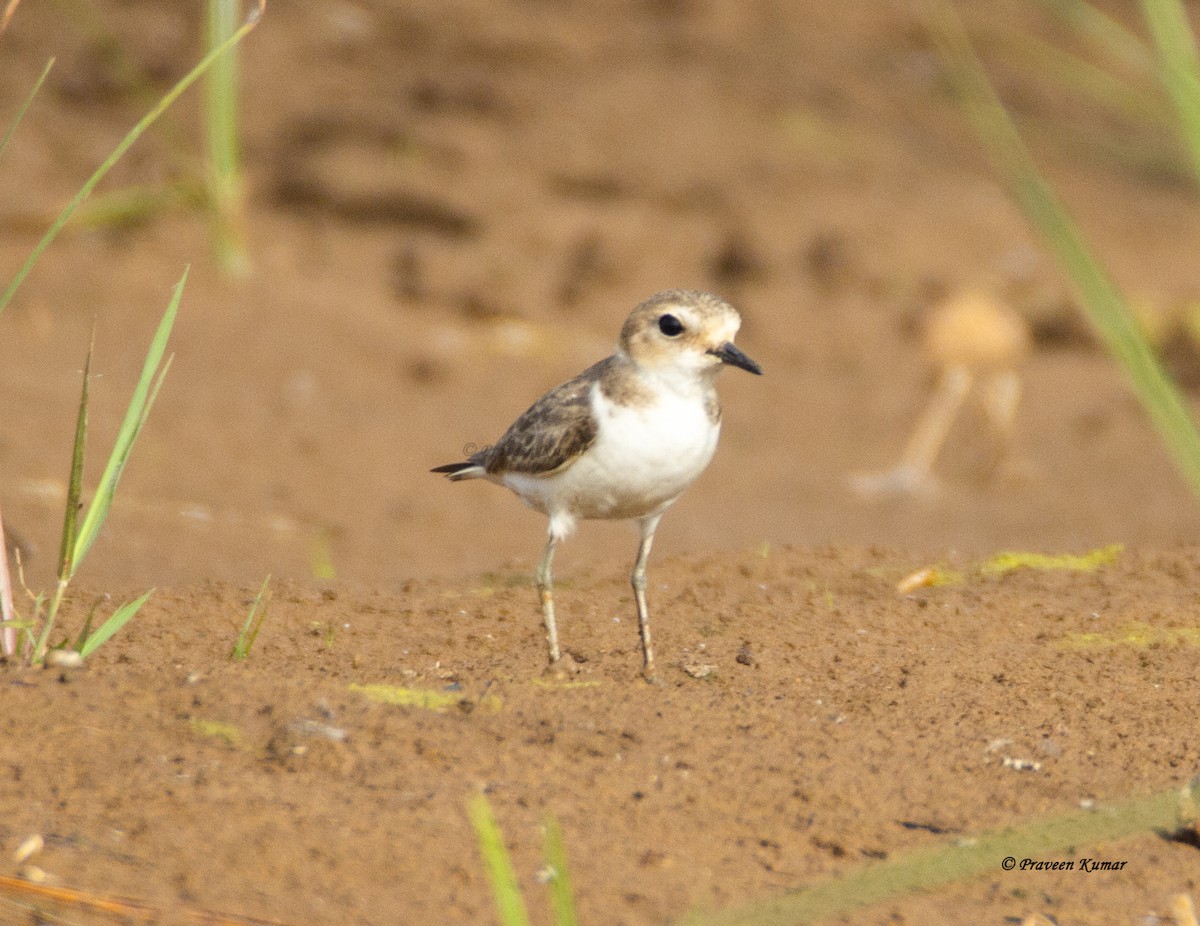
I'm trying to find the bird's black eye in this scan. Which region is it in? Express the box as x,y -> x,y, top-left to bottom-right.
658,314 -> 684,337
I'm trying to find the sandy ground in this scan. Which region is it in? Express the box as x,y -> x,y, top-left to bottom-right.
1,1 -> 1198,923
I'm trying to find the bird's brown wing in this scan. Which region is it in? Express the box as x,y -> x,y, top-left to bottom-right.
482,357 -> 614,476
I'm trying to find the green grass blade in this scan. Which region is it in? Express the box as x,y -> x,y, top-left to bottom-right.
0,2 -> 264,320
469,793 -> 532,926
135,352 -> 175,437
1037,0 -> 1158,77
932,3 -> 1200,500
1007,32 -> 1171,128
78,589 -> 152,658
542,817 -> 578,926
1141,0 -> 1200,183
231,574 -> 272,659
205,0 -> 248,274
58,328 -> 93,583
33,576 -> 70,663
23,592 -> 44,658
0,57 -> 53,165
68,180 -> 206,231
683,778 -> 1199,925
0,502 -> 17,657
69,269 -> 186,577
206,0 -> 241,180
72,600 -> 97,653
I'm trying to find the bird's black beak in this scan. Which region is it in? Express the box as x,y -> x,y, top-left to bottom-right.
708,342 -> 763,375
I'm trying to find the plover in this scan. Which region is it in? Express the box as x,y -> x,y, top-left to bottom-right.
433,290 -> 761,679
852,289 -> 1030,496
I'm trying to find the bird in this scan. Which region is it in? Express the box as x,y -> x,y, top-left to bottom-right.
432,290 -> 762,680
851,288 -> 1031,497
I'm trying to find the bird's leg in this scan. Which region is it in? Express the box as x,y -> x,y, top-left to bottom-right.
979,369 -> 1022,480
851,364 -> 972,497
631,514 -> 662,681
535,532 -> 560,664
899,364 -> 973,479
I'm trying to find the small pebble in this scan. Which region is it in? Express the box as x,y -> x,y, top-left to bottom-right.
1171,893 -> 1199,926
17,864 -> 46,883
896,566 -> 937,594
13,834 -> 43,864
44,650 -> 83,669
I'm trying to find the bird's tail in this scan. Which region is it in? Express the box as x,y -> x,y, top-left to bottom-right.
431,462 -> 487,481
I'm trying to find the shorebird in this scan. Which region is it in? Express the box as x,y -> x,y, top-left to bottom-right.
433,290 -> 761,679
852,288 -> 1031,496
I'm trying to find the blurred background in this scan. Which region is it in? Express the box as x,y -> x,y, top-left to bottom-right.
3,0 -> 1200,592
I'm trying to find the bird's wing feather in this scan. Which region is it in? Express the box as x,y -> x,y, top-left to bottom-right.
482,357 -> 615,476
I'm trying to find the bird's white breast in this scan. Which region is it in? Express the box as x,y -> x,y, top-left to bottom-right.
503,379 -> 720,532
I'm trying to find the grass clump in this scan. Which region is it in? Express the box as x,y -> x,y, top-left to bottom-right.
230,574 -> 272,659
469,793 -> 578,926
2,276 -> 183,664
0,4 -> 265,662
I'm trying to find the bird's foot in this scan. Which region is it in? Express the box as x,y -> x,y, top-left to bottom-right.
849,464 -> 939,499
540,654 -> 580,681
